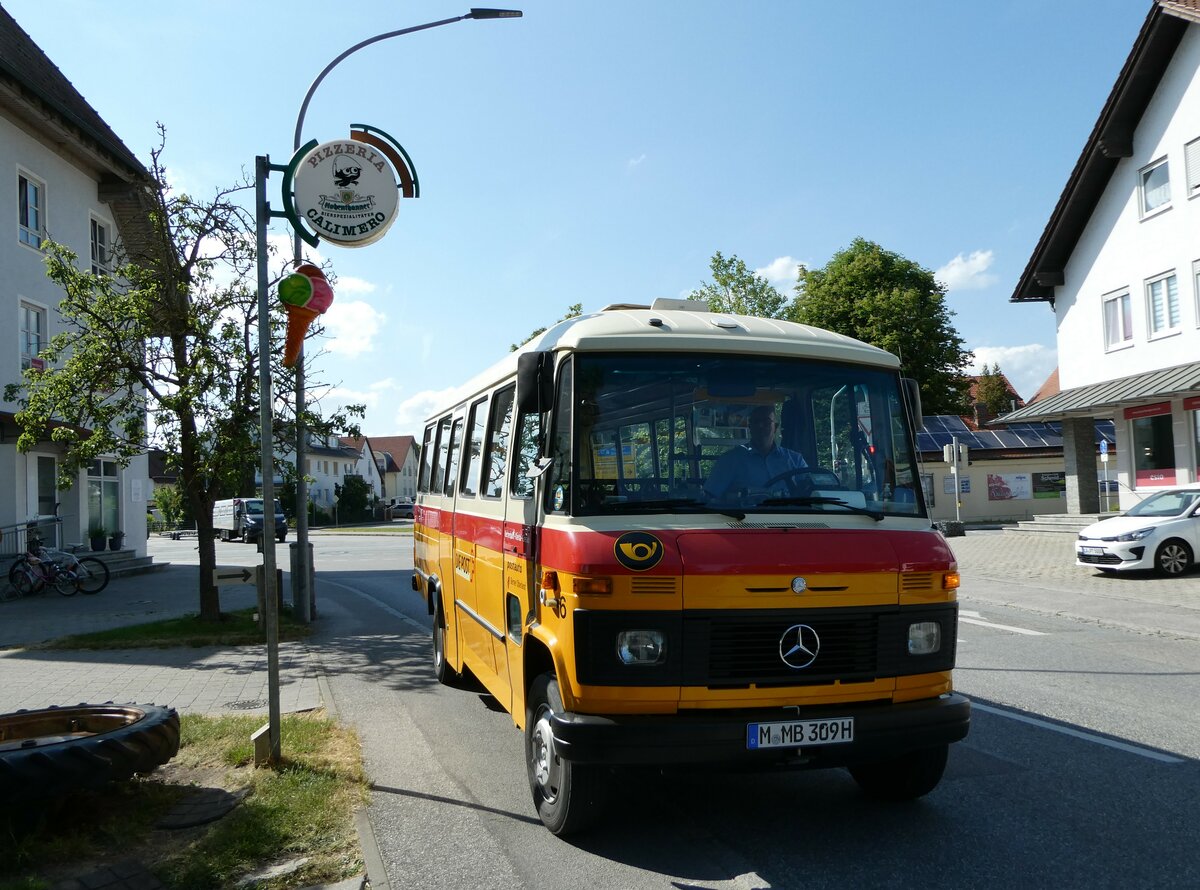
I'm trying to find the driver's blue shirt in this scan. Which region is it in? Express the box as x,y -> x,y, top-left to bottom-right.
704,442 -> 807,500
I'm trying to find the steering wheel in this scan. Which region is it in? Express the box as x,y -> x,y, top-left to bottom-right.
762,466 -> 820,496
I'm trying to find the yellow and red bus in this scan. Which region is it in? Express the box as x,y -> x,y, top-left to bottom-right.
413,299 -> 969,835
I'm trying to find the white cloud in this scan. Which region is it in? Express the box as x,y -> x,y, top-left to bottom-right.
968,343 -> 1057,403
754,256 -> 804,287
393,385 -> 471,432
936,250 -> 997,292
320,300 -> 386,357
627,153 -> 646,169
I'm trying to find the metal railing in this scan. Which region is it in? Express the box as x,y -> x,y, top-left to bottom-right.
0,517 -> 63,558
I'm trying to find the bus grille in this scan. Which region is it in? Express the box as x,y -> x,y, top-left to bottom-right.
683,610 -> 878,687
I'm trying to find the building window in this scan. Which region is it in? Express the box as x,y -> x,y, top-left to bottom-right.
19,301 -> 45,370
1103,290 -> 1133,349
18,172 -> 44,248
1145,272 -> 1180,338
1194,260 -> 1200,329
90,218 -> 110,274
88,459 -> 120,535
1186,136 -> 1200,199
1139,158 -> 1171,217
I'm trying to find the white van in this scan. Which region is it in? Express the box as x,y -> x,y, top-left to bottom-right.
212,498 -> 287,543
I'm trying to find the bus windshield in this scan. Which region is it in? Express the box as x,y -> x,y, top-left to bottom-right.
554,352 -> 923,519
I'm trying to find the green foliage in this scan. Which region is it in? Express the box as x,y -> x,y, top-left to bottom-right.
689,251 -> 788,318
334,475 -> 371,521
786,238 -> 971,415
152,483 -> 186,526
974,363 -> 1013,415
511,303 -> 583,351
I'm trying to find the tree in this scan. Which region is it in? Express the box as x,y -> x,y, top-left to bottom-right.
787,238 -> 971,415
334,475 -> 371,522
4,132 -> 361,621
974,363 -> 1013,415
689,251 -> 787,318
152,483 -> 186,527
511,303 -> 583,352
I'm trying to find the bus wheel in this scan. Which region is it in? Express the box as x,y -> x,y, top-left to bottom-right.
431,591 -> 454,686
524,673 -> 607,835
848,743 -> 948,801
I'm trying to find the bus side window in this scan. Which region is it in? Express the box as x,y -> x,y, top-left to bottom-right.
430,416 -> 452,494
512,409 -> 541,500
444,417 -> 464,497
482,385 -> 516,499
460,396 -> 488,497
417,424 -> 435,492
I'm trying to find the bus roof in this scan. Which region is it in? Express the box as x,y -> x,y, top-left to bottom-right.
427,300 -> 901,421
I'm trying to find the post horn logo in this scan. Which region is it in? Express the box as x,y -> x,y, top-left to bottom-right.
613,532 -> 664,571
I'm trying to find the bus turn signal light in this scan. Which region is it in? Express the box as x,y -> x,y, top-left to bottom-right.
540,570 -> 559,593
943,572 -> 960,590
572,577 -> 612,595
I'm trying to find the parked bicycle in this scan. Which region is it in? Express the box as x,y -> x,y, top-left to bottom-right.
4,537 -> 110,600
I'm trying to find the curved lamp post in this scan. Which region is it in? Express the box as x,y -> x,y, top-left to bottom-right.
252,8 -> 520,764
289,7 -> 522,626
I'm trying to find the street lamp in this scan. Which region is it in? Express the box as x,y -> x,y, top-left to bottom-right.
289,7 -> 522,628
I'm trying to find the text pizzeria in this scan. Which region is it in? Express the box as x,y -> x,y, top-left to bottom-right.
305,142 -> 388,174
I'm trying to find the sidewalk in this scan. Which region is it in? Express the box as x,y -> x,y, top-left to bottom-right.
0,565 -> 320,716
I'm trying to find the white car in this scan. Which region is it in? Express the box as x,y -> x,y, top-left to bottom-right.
1076,483 -> 1200,575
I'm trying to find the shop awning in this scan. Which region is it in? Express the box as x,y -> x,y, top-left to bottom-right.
994,361 -> 1200,423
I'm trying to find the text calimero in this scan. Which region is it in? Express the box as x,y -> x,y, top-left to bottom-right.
293,138 -> 400,248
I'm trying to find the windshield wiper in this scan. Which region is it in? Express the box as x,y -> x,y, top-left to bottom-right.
757,496 -> 885,522
611,498 -> 747,521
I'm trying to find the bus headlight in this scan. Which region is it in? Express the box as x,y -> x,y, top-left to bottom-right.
908,621 -> 941,655
616,630 -> 666,666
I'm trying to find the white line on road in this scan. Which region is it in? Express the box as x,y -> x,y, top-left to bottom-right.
960,610 -> 1046,636
321,579 -> 428,632
971,702 -> 1185,763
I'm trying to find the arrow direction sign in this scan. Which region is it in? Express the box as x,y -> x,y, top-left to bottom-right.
213,566 -> 255,587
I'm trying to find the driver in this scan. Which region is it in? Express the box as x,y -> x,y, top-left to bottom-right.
704,405 -> 807,500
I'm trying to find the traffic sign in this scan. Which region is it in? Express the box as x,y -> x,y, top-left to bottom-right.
213,566 -> 254,587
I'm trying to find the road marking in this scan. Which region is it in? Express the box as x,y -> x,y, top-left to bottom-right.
960,610 -> 1046,636
971,702 -> 1185,763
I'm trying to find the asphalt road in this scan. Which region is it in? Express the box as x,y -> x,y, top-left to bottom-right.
150,531 -> 1200,889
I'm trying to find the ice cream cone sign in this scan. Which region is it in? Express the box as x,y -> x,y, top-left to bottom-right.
278,263 -> 335,367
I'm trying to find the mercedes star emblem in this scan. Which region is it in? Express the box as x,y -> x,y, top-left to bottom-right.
779,624 -> 820,669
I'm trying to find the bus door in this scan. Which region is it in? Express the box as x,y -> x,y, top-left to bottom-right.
445,411 -> 496,683
499,401 -> 542,713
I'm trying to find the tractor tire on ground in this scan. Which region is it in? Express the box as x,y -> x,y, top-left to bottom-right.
0,702 -> 180,803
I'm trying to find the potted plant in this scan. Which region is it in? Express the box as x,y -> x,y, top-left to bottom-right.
108,529 -> 125,551
87,522 -> 108,552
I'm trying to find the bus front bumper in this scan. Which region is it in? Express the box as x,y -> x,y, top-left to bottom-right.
549,693 -> 970,766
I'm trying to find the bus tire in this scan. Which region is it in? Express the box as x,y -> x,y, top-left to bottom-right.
431,588 -> 456,687
0,703 -> 180,804
524,673 -> 607,835
848,743 -> 948,801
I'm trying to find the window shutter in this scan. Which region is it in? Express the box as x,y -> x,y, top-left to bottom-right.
1187,138 -> 1200,196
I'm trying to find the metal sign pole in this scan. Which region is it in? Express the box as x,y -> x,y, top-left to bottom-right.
255,155 -> 282,765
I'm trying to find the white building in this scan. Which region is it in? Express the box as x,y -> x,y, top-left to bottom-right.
0,9 -> 153,554
1003,1 -> 1200,514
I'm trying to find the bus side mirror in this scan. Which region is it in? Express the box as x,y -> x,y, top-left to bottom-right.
517,351 -> 554,414
902,378 -> 922,430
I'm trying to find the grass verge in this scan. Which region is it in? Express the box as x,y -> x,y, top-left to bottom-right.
34,606 -> 313,650
0,709 -> 368,890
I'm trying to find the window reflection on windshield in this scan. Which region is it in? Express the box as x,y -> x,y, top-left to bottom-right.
558,353 -> 923,519
1127,490 -> 1200,518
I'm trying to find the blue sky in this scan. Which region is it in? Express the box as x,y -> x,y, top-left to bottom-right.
8,0 -> 1151,434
